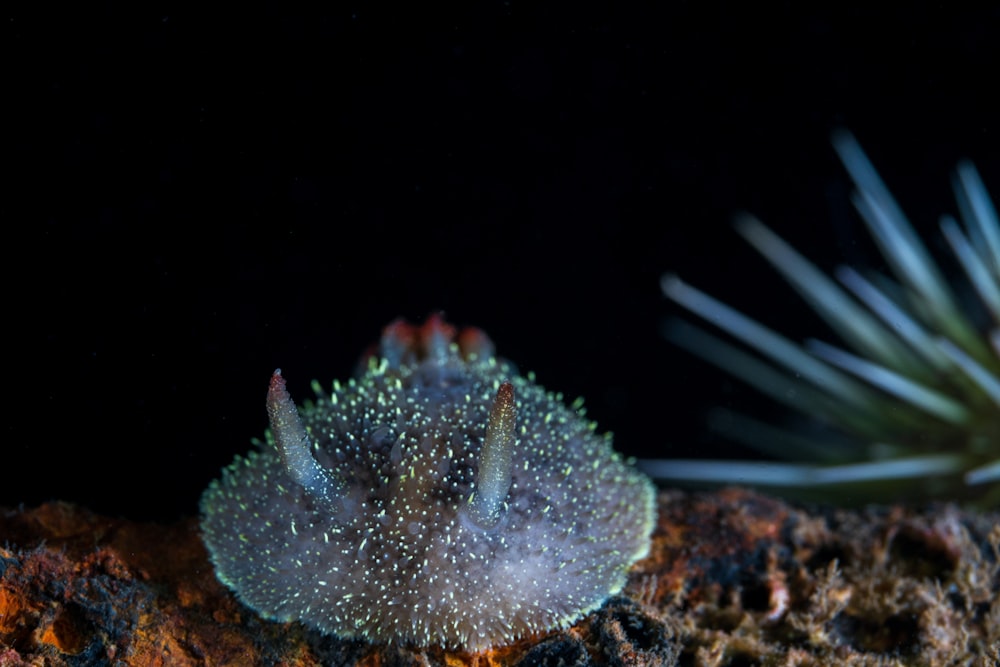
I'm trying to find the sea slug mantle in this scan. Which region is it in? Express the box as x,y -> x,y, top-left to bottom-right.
199,315 -> 656,653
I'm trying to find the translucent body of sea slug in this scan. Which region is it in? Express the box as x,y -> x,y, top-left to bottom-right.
200,316 -> 656,652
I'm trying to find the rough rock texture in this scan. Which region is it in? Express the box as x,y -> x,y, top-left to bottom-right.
1,490 -> 997,666
636,489 -> 999,666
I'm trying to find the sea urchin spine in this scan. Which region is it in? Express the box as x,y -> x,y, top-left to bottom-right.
649,131 -> 1000,506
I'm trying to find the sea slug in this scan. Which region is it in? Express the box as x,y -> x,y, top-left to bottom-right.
200,315 -> 656,652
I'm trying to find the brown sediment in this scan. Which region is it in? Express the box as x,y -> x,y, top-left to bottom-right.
1,491 -> 996,666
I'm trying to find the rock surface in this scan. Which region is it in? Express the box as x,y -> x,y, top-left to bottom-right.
1,489 -> 997,666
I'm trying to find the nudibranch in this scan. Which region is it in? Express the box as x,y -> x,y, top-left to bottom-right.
199,316 -> 656,652
652,130 -> 1000,507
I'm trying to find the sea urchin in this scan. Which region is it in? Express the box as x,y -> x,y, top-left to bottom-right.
647,131 -> 1000,507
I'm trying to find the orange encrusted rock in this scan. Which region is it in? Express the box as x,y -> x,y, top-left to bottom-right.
1,492 -> 997,665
